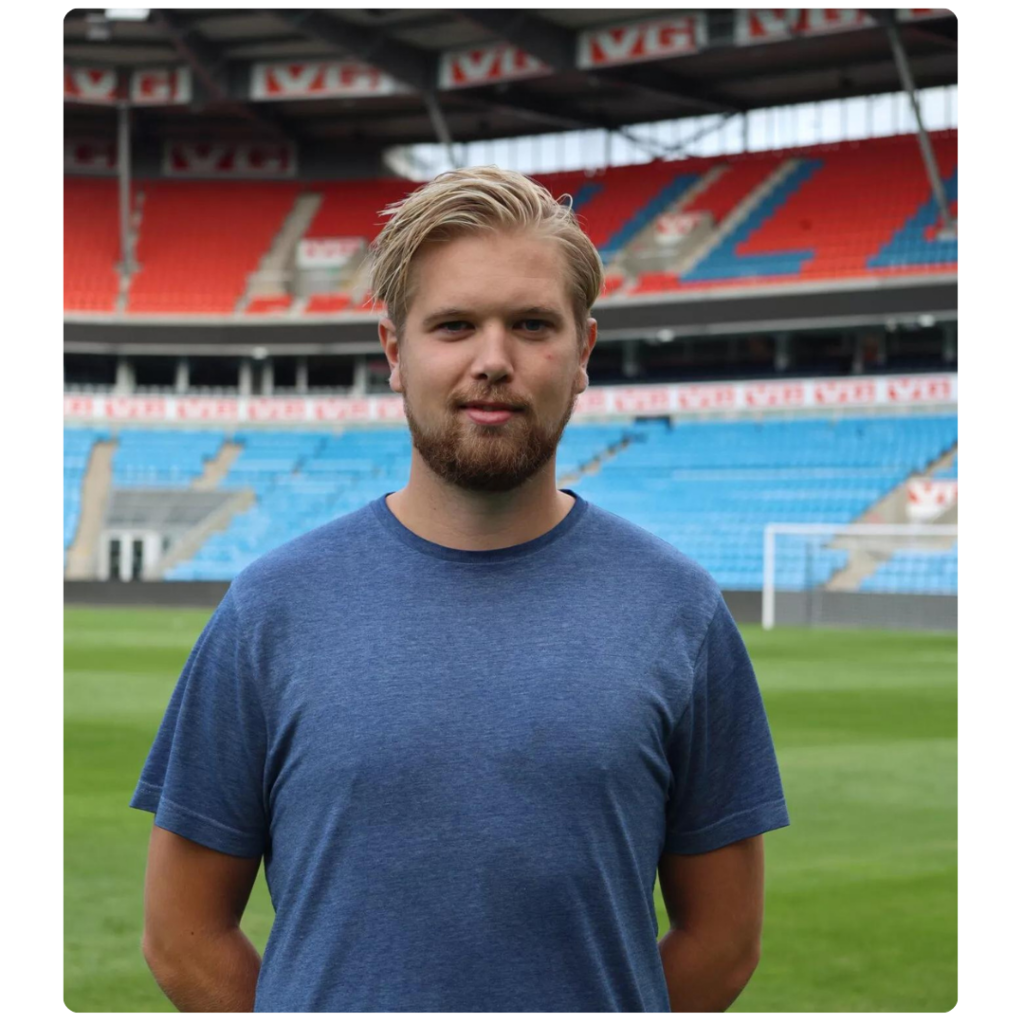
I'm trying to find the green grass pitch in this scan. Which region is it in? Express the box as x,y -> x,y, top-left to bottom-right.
65,605 -> 956,1012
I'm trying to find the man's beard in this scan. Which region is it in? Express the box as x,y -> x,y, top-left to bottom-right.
402,381 -> 578,493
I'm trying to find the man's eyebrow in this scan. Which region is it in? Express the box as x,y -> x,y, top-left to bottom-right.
421,306 -> 566,326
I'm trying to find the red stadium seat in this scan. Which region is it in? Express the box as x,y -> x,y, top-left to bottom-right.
64,178 -> 124,312
246,294 -> 293,314
126,181 -> 300,313
737,132 -> 958,279
63,132 -> 958,314
305,293 -> 352,314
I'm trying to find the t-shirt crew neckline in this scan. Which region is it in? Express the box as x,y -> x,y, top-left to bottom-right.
372,488 -> 589,563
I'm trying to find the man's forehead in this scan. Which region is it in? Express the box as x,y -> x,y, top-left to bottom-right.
407,230 -> 573,316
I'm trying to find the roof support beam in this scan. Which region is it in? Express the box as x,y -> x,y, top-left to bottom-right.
151,9 -> 295,141
875,10 -> 955,234
271,9 -> 435,92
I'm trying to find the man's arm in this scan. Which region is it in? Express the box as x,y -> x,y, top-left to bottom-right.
140,825 -> 264,1012
657,834 -> 765,1012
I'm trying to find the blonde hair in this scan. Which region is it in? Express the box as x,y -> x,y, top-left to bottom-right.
367,165 -> 604,345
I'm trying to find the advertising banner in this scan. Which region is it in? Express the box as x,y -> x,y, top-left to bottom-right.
250,61 -> 407,100
907,477 -> 958,521
296,238 -> 365,270
577,14 -> 707,69
735,8 -> 951,45
162,141 -> 297,178
438,44 -> 550,90
64,138 -> 117,174
130,66 -> 192,105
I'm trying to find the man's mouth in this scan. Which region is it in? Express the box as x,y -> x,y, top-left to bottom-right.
461,403 -> 520,425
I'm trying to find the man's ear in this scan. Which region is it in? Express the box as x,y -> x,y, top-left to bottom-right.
379,317 -> 404,394
577,317 -> 598,393
378,317 -> 397,354
584,317 -> 598,356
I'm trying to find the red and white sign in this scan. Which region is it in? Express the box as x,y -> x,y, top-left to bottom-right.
250,61 -> 406,101
176,398 -> 241,422
438,44 -> 550,90
64,138 -> 117,174
736,8 -> 950,45
63,394 -> 96,419
885,375 -> 955,404
812,378 -> 878,406
744,381 -> 807,408
248,398 -> 309,422
899,9 -> 953,21
130,67 -> 192,106
65,66 -> 193,105
296,237 -> 365,270
64,66 -> 121,104
907,477 -> 958,521
578,15 -> 707,69
162,141 -> 297,178
62,373 -> 958,427
675,384 -> 737,410
655,211 -> 709,246
735,9 -> 869,45
101,396 -> 171,421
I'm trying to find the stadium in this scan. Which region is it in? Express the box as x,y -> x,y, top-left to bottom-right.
63,7 -> 957,1012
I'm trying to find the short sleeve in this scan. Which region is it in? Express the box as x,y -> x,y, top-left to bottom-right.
663,592 -> 790,855
129,587 -> 268,858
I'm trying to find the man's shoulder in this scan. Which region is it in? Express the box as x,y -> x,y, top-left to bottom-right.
228,502 -> 377,608
582,501 -> 721,598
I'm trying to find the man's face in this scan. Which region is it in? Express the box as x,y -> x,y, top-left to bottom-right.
379,229 -> 597,493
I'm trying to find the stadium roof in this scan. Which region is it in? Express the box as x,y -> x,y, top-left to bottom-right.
64,8 -> 957,151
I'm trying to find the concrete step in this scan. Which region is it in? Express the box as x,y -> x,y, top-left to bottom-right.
65,439 -> 116,580
240,191 -> 324,307
192,441 -> 243,491
823,442 -> 958,593
675,158 -> 801,279
148,489 -> 256,580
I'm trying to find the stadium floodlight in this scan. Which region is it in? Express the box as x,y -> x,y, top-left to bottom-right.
104,9 -> 150,21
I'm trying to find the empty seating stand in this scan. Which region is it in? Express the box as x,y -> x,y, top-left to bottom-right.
126,181 -> 300,313
63,131 -> 958,314
148,415 -> 958,592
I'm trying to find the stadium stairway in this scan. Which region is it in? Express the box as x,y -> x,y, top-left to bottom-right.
673,158 -> 798,281
928,446 -> 958,480
825,441 -> 958,592
126,181 -> 301,313
681,158 -> 820,283
615,165 -> 729,279
192,441 -> 244,491
239,191 -> 324,309
148,489 -> 256,580
65,438 -> 116,580
598,170 -> 704,262
556,431 -> 633,486
114,188 -> 145,314
147,436 -> 252,576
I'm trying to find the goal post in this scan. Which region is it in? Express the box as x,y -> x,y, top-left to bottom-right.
762,523 -> 958,631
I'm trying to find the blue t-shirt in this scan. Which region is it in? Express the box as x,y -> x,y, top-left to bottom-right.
130,488 -> 789,1012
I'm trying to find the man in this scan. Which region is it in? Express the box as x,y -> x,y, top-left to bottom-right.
131,166 -> 790,1012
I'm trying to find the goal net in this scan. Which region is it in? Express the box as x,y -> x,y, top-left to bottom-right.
762,523 -> 958,631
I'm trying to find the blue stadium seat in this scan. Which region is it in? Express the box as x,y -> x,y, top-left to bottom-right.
681,160 -> 822,283
868,169 -> 958,270
87,416 -> 957,594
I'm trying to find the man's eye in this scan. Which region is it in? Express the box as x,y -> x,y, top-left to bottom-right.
435,319 -> 550,334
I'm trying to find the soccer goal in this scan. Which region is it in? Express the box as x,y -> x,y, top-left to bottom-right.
762,523 -> 958,631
